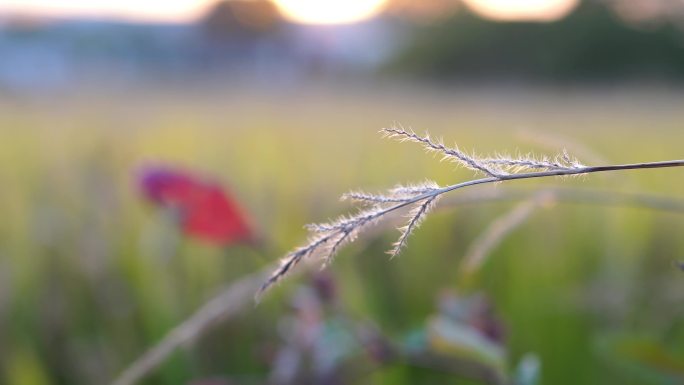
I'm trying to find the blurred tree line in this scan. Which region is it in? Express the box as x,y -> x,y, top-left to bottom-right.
201,0 -> 283,40
386,0 -> 684,82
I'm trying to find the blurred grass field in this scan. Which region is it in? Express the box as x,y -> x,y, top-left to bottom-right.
1,84 -> 684,385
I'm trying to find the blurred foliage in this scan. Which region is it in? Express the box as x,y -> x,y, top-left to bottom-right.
386,1 -> 684,81
200,0 -> 283,40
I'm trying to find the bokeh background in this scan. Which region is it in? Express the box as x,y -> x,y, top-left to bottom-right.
1,0 -> 684,384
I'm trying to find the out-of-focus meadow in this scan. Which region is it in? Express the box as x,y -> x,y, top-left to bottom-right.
3,85 -> 684,385
2,1 -> 684,385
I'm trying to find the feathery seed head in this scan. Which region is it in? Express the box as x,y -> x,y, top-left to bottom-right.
259,128 -> 589,298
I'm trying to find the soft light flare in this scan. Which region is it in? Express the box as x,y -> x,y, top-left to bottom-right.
271,0 -> 388,25
462,0 -> 579,22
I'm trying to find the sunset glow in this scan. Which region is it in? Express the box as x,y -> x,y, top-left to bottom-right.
0,0 -> 578,24
463,0 -> 579,22
0,0 -> 214,22
272,0 -> 388,25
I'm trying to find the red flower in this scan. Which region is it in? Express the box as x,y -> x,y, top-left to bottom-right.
138,166 -> 254,246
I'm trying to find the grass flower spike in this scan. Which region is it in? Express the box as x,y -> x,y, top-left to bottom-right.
257,126 -> 684,299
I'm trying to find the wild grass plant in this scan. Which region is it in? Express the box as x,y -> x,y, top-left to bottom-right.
258,127 -> 684,296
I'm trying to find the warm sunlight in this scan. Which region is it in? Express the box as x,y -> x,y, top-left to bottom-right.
462,0 -> 579,22
0,0 -> 578,24
0,0 -> 214,22
271,0 -> 388,25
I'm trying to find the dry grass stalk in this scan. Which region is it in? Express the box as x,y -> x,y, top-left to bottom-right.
111,265 -> 274,385
439,186 -> 684,214
459,191 -> 551,280
258,127 -> 684,298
